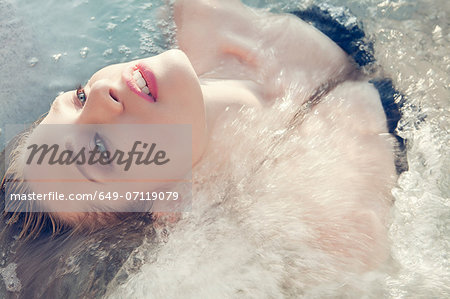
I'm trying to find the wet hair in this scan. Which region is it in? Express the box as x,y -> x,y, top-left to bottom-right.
0,123 -> 153,297
0,117 -> 149,240
0,117 -> 53,240
290,4 -> 408,173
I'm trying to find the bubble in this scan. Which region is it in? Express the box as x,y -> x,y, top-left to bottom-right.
118,45 -> 131,56
28,57 -> 39,67
432,25 -> 443,43
0,263 -> 21,293
142,3 -> 153,10
121,15 -> 131,23
103,48 -> 113,57
80,47 -> 90,58
52,53 -> 62,62
106,22 -> 117,31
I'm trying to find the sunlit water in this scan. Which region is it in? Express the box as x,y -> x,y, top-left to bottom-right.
0,0 -> 448,297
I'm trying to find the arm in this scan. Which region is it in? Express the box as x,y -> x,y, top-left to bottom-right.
174,0 -> 354,101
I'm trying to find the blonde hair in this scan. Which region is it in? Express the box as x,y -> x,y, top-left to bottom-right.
0,117 -> 59,240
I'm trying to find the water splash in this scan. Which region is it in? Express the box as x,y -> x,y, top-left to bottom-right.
0,263 -> 22,293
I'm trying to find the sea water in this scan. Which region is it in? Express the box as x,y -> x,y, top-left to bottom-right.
0,0 -> 175,142
0,0 -> 448,297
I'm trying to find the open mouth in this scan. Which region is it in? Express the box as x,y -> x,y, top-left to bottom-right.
133,69 -> 153,97
123,64 -> 158,102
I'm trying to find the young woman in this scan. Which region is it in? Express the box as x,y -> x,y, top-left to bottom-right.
1,0 -> 406,295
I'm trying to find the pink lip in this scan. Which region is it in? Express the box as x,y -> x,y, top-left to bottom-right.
136,63 -> 158,99
122,64 -> 158,102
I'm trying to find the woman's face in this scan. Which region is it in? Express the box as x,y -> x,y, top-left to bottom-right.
13,50 -> 206,218
43,49 -> 207,163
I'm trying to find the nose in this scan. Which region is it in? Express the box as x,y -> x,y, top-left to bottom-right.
77,79 -> 123,124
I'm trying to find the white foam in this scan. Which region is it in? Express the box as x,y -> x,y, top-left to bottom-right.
0,263 -> 22,293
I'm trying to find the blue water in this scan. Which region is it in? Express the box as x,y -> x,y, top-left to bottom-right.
0,0 -> 173,147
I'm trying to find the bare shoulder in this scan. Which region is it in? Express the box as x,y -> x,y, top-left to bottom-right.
174,0 -> 247,30
298,79 -> 397,195
174,0 -> 243,15
327,80 -> 388,134
173,0 -> 259,75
